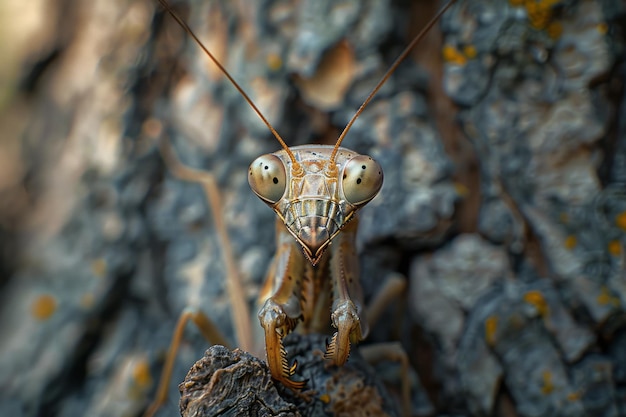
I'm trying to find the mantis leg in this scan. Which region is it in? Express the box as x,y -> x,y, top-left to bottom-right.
362,273 -> 412,417
143,135 -> 254,416
257,219 -> 307,390
361,342 -> 411,417
326,225 -> 411,417
366,272 -> 406,327
325,219 -> 369,366
158,137 -> 253,351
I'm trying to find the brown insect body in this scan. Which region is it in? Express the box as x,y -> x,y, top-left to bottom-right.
250,145 -> 382,388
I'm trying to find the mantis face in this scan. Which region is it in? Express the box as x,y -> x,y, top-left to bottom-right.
248,145 -> 383,265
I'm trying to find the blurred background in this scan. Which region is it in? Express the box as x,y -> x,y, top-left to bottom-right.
0,0 -> 625,416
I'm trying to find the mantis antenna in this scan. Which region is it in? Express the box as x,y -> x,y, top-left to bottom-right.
157,0 -> 456,168
155,0 -> 301,171
329,0 -> 457,165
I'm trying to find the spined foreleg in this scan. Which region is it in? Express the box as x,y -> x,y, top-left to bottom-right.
257,219 -> 308,390
324,220 -> 368,366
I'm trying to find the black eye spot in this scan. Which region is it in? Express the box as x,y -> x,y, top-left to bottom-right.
343,173 -> 347,179
362,165 -> 366,169
273,177 -> 279,184
264,165 -> 269,170
356,178 -> 362,185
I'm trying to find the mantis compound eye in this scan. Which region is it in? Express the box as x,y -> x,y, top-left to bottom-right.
248,154 -> 287,204
341,155 -> 383,205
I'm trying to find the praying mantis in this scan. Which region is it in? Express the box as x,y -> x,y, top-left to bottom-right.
144,0 -> 457,415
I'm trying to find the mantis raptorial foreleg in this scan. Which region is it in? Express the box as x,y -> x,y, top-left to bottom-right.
257,216 -> 369,390
257,220 -> 308,390
325,219 -> 368,366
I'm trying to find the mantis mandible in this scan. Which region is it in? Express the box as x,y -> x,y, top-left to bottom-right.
147,0 -> 456,415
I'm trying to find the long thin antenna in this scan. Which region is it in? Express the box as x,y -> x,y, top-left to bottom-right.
329,0 -> 456,165
156,0 -> 300,168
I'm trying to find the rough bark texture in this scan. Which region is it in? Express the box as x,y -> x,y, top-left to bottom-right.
179,346 -> 299,417
179,334 -> 401,417
0,1 -> 625,417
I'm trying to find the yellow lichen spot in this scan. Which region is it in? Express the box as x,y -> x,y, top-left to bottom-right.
597,22 -> 608,35
442,44 -> 467,66
597,286 -> 621,307
523,290 -> 549,317
454,182 -> 470,197
485,316 -> 498,347
132,358 -> 153,389
32,294 -> 58,321
463,45 -> 477,59
91,258 -> 107,278
266,52 -> 282,72
616,211 -> 626,231
597,286 -> 610,305
442,44 -> 456,61
564,235 -> 577,250
541,370 -> 554,394
567,390 -> 582,401
525,0 -> 553,30
546,21 -> 563,39
319,393 -> 331,404
608,240 -> 623,256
